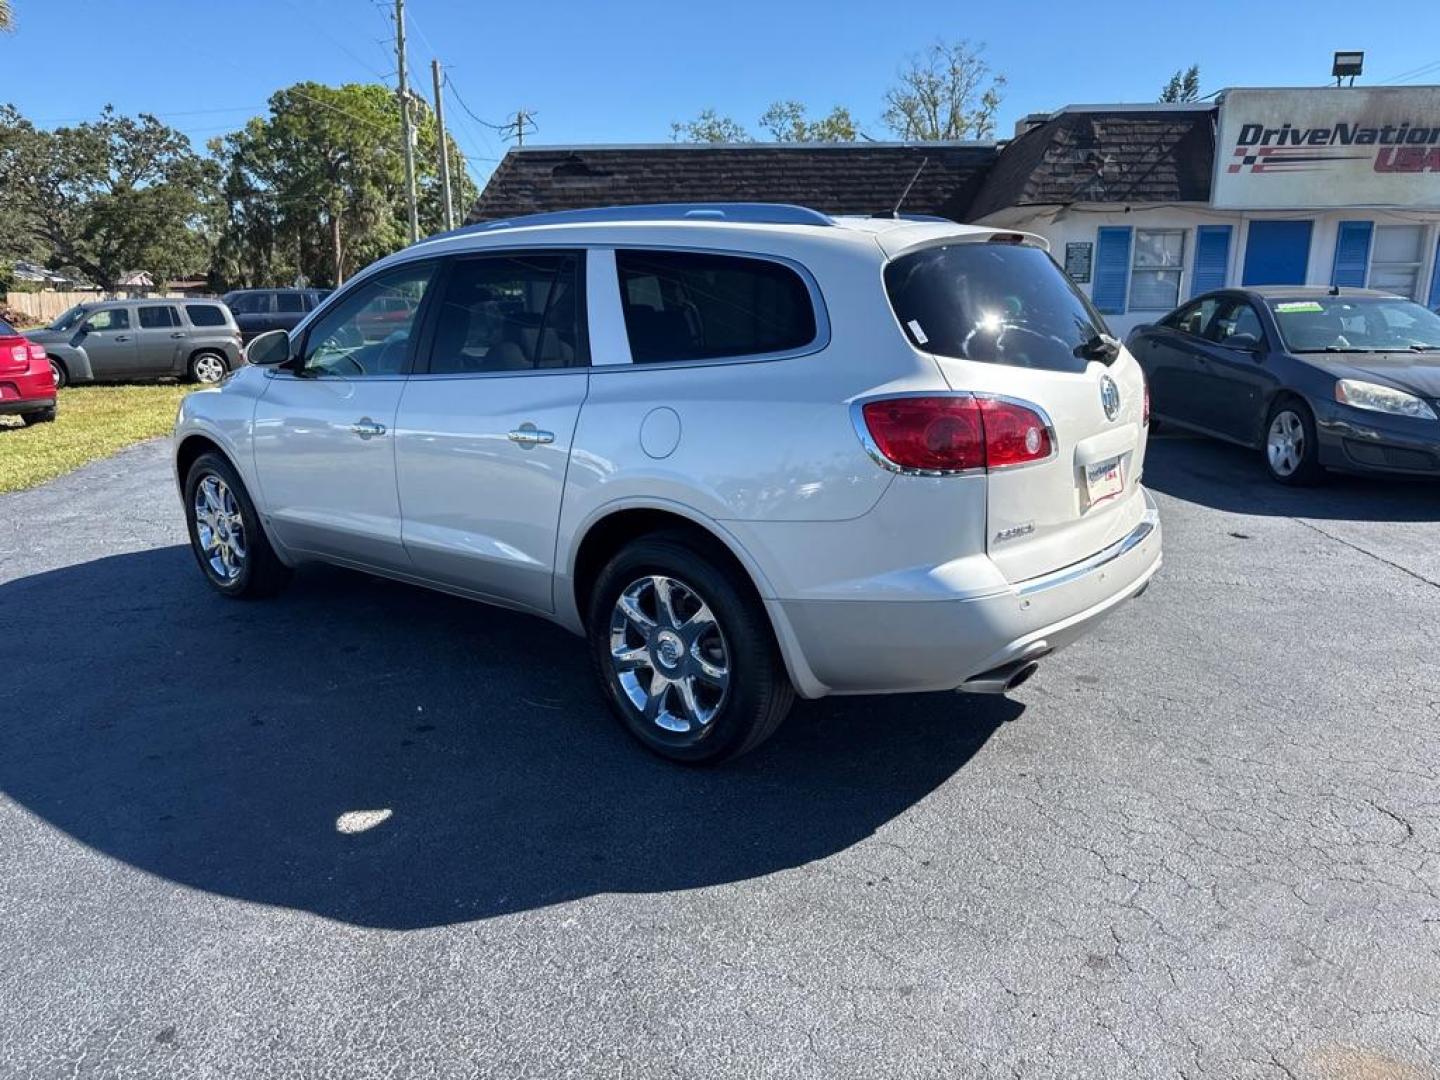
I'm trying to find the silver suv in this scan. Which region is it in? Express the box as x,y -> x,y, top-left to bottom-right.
174,204 -> 1161,763
25,299 -> 244,387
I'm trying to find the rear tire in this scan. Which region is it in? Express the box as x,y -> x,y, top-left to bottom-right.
1264,398 -> 1325,486
48,358 -> 67,389
188,351 -> 229,384
587,534 -> 794,764
21,406 -> 57,425
183,452 -> 291,598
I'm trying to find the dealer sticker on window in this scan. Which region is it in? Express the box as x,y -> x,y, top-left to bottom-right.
1274,301 -> 1324,313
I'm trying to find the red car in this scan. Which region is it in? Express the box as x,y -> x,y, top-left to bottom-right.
0,317 -> 58,425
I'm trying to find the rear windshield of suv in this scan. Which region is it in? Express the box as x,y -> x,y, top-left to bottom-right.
884,242 -> 1110,373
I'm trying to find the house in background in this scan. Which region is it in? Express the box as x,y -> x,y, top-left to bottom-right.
467,85 -> 1440,333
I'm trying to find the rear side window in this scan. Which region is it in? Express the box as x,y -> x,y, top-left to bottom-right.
428,253 -> 584,373
616,250 -> 817,364
229,292 -> 272,315
138,305 -> 179,329
185,304 -> 227,327
277,292 -> 305,313
885,243 -> 1109,373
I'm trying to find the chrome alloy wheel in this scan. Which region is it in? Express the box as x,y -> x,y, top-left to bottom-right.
193,474 -> 248,581
192,353 -> 227,384
608,575 -> 731,735
1267,409 -> 1305,477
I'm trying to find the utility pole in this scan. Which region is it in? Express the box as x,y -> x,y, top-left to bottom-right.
395,0 -> 419,243
431,59 -> 454,231
513,108 -> 531,147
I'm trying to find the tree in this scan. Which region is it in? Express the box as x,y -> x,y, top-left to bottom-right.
0,105 -> 216,290
669,109 -> 752,143
0,1 -> 12,32
1160,65 -> 1202,103
882,39 -> 1005,141
210,82 -> 476,289
758,101 -> 857,142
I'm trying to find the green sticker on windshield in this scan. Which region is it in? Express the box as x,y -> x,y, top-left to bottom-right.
1274,301 -> 1324,313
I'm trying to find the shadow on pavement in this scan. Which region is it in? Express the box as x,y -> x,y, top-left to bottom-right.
0,546 -> 1013,929
1144,434 -> 1440,523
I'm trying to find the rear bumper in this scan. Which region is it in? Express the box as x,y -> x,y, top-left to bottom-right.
771,489 -> 1162,697
0,369 -> 57,414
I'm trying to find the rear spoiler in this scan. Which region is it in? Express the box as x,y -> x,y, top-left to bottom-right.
875,225 -> 1050,260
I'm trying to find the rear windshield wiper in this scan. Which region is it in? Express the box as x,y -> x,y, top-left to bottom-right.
1075,332 -> 1121,365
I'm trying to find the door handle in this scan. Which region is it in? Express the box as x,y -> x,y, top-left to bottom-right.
507,425 -> 555,447
350,418 -> 387,439
114,335 -> 130,342
170,331 -> 185,338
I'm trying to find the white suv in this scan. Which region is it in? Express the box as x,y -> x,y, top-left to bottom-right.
174,204 -> 1161,763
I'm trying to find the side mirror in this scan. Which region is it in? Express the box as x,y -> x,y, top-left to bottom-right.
246,329 -> 292,367
1224,332 -> 1262,353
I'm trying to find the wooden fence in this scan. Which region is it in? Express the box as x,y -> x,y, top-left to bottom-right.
3,290 -> 195,323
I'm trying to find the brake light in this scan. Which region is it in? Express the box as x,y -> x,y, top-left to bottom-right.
8,344 -> 24,364
29,343 -> 45,363
859,394 -> 1052,474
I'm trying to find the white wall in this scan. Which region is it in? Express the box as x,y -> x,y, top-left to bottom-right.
977,203 -> 1440,339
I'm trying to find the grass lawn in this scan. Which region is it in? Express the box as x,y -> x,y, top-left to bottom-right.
0,384 -> 193,494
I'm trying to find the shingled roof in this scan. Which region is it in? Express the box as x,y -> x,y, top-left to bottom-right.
464,142 -> 999,224
967,106 -> 1217,219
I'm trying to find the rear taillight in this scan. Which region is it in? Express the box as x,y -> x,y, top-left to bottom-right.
29,344 -> 45,363
858,394 -> 1053,475
8,344 -> 25,364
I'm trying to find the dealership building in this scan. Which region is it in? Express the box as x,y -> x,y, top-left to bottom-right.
467,85 -> 1440,335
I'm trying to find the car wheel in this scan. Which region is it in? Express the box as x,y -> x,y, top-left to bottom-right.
189,351 -> 229,384
184,452 -> 291,598
1264,399 -> 1324,485
21,406 -> 57,426
48,358 -> 67,389
588,534 -> 795,764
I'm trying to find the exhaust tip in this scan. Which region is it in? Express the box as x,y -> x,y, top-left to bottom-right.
1004,661 -> 1040,692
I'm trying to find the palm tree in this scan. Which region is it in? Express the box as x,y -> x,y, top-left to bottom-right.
0,0 -> 12,32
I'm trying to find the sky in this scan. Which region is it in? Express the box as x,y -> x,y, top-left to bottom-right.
4,0 -> 1440,192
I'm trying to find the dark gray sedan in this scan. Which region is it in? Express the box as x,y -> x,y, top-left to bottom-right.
1127,287 -> 1440,484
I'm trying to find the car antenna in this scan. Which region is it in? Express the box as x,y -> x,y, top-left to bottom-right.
873,156 -> 929,219
1329,284 -> 1341,295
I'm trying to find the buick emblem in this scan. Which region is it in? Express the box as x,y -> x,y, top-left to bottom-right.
1100,375 -> 1121,421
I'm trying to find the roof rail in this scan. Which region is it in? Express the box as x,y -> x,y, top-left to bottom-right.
452,202 -> 835,235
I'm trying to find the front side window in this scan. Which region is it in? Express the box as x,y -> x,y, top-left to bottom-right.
138,305 -> 179,329
83,308 -> 129,332
1130,229 -> 1186,310
1369,225 -> 1425,299
185,304 -> 227,327
1209,300 -> 1265,348
301,262 -> 434,377
229,292 -> 271,316
616,250 -> 817,364
886,242 -> 1109,373
1268,295 -> 1440,352
1162,296 -> 1220,337
429,253 -> 584,374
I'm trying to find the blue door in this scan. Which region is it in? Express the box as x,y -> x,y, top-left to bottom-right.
1242,220 -> 1313,286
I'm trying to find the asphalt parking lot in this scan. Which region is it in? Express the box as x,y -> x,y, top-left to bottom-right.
1,434 -> 1438,1079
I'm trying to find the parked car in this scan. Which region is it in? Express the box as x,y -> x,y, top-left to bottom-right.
174,203 -> 1161,763
0,316 -> 58,425
1127,287 -> 1440,484
24,300 -> 244,387
222,288 -> 330,343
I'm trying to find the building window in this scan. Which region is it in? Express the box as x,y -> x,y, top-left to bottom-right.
1369,225 -> 1426,299
1129,229 -> 1186,310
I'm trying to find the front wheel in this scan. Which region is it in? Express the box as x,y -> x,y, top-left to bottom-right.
588,535 -> 794,764
1264,399 -> 1324,485
183,452 -> 291,598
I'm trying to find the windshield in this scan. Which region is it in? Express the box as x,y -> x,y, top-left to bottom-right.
48,305 -> 86,331
1268,296 -> 1440,352
884,243 -> 1110,373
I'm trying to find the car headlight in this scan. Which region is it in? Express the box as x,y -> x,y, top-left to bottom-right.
1334,379 -> 1438,421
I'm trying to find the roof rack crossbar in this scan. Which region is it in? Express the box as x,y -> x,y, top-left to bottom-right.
458,202 -> 835,234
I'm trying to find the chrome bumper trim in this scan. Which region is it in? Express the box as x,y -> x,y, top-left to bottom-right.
1014,491 -> 1160,598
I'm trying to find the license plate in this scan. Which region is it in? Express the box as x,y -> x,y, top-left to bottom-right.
1084,456 -> 1125,508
